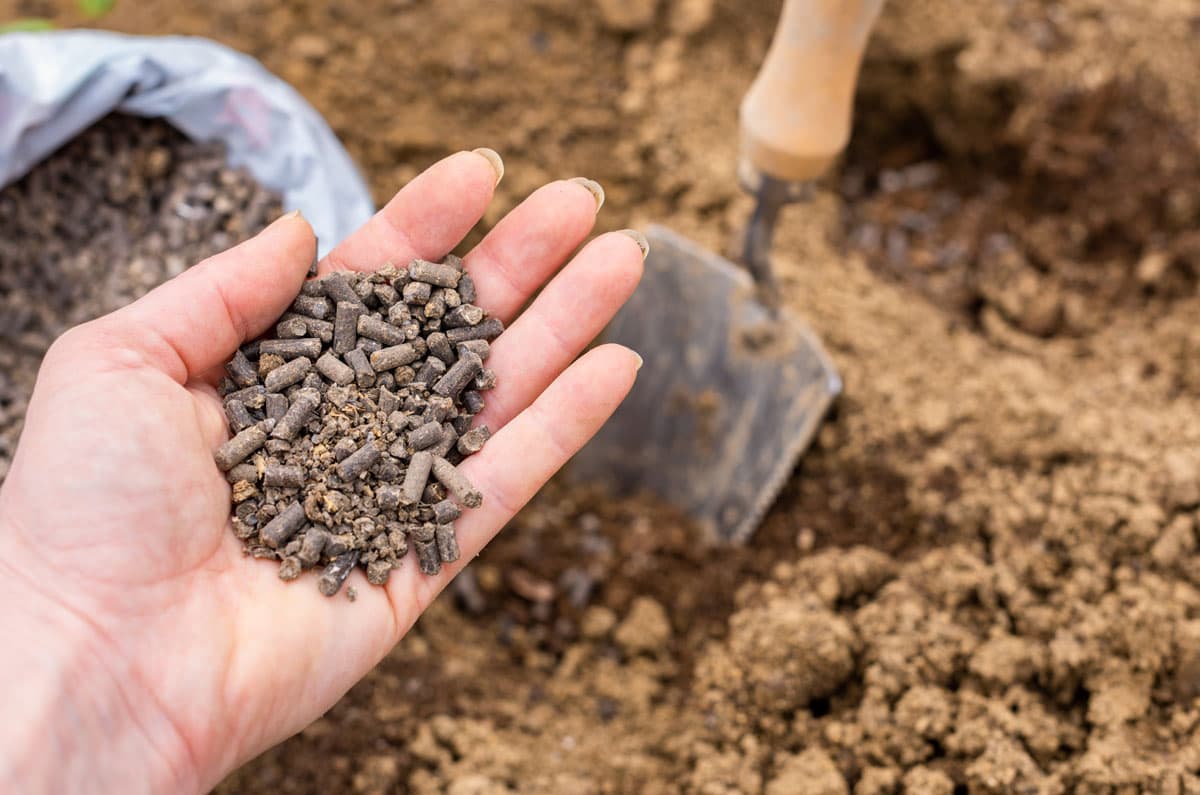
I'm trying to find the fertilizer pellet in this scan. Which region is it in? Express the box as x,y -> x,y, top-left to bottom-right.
317,551 -> 360,596
435,523 -> 461,563
215,262 -> 500,596
214,420 -> 274,471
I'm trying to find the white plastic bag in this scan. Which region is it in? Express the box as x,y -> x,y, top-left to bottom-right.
0,30 -> 374,256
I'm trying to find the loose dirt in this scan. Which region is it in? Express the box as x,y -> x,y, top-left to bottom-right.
3,0 -> 1199,791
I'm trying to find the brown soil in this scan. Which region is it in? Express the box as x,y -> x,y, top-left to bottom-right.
6,0 -> 1200,791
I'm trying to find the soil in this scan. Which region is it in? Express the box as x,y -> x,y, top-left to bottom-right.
218,264 -> 498,594
0,114 -> 280,483
4,0 -> 1200,791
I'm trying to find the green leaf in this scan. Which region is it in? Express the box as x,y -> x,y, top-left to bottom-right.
78,0 -> 115,18
0,18 -> 55,32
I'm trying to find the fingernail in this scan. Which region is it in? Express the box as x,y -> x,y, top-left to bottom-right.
472,148 -> 505,186
620,229 -> 650,259
280,209 -> 303,221
632,351 -> 644,371
569,177 -> 605,212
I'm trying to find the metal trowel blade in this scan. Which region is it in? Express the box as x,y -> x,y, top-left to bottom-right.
569,225 -> 841,543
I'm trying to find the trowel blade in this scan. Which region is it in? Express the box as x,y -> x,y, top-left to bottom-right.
569,225 -> 841,543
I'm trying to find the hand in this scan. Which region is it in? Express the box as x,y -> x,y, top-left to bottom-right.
0,151 -> 645,793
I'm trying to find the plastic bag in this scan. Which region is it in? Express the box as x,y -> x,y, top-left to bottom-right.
0,30 -> 375,257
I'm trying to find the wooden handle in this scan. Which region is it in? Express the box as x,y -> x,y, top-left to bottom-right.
740,0 -> 884,183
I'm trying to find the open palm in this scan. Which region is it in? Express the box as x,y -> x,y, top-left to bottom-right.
0,151 -> 644,793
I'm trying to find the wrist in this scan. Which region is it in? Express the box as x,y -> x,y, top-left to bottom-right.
0,520 -> 201,794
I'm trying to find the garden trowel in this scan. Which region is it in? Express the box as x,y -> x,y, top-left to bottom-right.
571,0 -> 885,542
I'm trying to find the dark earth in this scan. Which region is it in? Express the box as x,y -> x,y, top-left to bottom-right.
2,0 -> 1199,791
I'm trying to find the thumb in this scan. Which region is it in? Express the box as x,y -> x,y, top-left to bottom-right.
91,211 -> 316,384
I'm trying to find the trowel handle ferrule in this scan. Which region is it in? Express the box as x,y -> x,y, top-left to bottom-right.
739,0 -> 885,183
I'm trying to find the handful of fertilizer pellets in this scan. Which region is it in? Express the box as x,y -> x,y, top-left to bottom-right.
213,257 -> 500,597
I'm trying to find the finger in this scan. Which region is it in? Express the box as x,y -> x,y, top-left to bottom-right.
386,344 -> 641,629
319,150 -> 501,275
86,213 -> 315,384
475,230 -> 646,431
187,385 -> 231,448
463,178 -> 603,323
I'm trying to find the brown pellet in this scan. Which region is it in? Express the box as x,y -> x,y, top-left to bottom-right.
224,399 -> 255,433
258,356 -> 286,383
401,450 -> 434,505
214,420 -> 273,471
285,313 -> 333,342
379,386 -> 399,414
264,356 -> 312,392
315,351 -> 355,386
263,393 -> 287,422
343,347 -> 376,388
373,283 -> 398,307
402,281 -> 432,304
408,421 -> 444,450
317,550 -> 360,596
431,455 -> 483,507
386,301 -> 410,326
457,426 -> 491,456
261,502 -> 307,548
408,259 -> 462,288
300,280 -> 325,297
423,290 -> 446,320
436,523 -> 460,563
226,348 -> 258,388
456,339 -> 490,359
356,314 -> 406,345
296,527 -> 328,568
434,350 -> 483,399
429,423 -> 458,458
415,357 -> 448,387
291,294 -> 331,320
271,388 -> 320,441
427,331 -> 454,364
432,499 -> 462,525
226,463 -> 259,485
323,272 -> 363,307
276,316 -> 308,339
369,343 -> 419,371
260,338 -> 322,360
337,441 -> 381,481
423,395 -> 456,423
413,523 -> 441,575
333,300 -> 363,354
457,273 -> 477,303
445,317 -> 504,344
443,304 -> 485,328
462,390 -> 486,415
224,384 -> 266,408
264,463 -> 305,488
